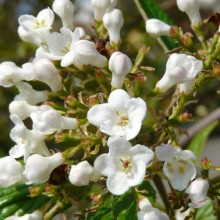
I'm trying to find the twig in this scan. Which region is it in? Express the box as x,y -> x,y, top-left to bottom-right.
179,108 -> 220,147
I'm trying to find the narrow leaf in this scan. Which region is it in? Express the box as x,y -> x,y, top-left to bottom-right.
195,200 -> 216,220
187,121 -> 218,158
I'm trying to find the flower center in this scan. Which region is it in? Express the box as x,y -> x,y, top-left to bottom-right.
61,42 -> 71,54
120,159 -> 132,173
19,137 -> 26,145
117,114 -> 129,126
33,19 -> 46,29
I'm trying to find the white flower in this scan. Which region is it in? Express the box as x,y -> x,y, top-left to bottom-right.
18,8 -> 54,44
155,144 -> 196,191
9,114 -> 51,161
0,62 -> 33,87
5,210 -> 43,220
109,51 -> 132,89
103,8 -> 124,45
52,0 -> 74,29
46,27 -> 80,63
145,19 -> 171,38
9,101 -> 38,120
47,27 -> 107,69
30,105 -> 78,135
64,39 -> 108,69
14,82 -> 47,105
177,0 -> 201,25
138,198 -> 169,220
94,136 -> 154,195
24,153 -> 65,183
69,161 -> 101,186
186,177 -> 209,208
87,89 -> 146,140
32,58 -> 62,92
0,156 -> 25,187
155,53 -> 203,94
91,0 -> 117,21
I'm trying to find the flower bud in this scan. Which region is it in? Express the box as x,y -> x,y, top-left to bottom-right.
155,53 -> 203,93
69,161 -> 100,186
186,178 -> 209,208
52,0 -> 74,29
145,19 -> 171,38
109,51 -> 132,88
30,105 -> 78,135
91,0 -> 117,21
177,0 -> 201,25
24,153 -> 65,183
32,58 -> 62,92
9,100 -> 38,120
15,82 -> 47,105
0,156 -> 24,187
103,8 -> 124,45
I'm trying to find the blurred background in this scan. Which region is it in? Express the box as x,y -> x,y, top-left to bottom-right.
0,0 -> 219,170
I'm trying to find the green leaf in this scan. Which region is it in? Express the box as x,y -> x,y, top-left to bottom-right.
137,180 -> 156,204
113,190 -> 138,220
195,200 -> 216,220
87,195 -> 114,220
134,0 -> 175,50
187,121 -> 218,158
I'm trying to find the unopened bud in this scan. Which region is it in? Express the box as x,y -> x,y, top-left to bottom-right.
69,161 -> 101,186
177,0 -> 202,25
91,0 -> 117,21
24,153 -> 65,184
201,157 -> 212,170
145,19 -> 171,38
52,0 -> 74,29
103,8 -> 124,46
109,51 -> 132,88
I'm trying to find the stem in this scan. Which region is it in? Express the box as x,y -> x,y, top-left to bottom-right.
153,175 -> 174,218
169,95 -> 189,120
205,33 -> 220,68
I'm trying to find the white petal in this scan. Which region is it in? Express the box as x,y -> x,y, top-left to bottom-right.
130,145 -> 154,164
47,32 -> 68,57
108,89 -> 130,110
107,171 -> 129,195
126,98 -> 147,121
37,8 -> 54,27
87,103 -> 115,127
18,15 -> 36,30
94,154 -> 117,177
155,144 -> 178,161
61,50 -> 75,67
126,160 -> 146,187
107,136 -> 132,157
125,118 -> 142,140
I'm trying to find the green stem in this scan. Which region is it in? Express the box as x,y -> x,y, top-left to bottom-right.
169,95 -> 189,120
205,33 -> 220,68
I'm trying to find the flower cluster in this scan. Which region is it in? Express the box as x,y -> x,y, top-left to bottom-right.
0,0 -> 219,219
